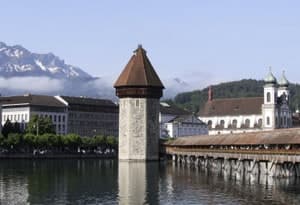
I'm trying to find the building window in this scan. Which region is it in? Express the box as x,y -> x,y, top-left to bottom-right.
258,119 -> 262,128
232,119 -> 237,129
207,120 -> 212,129
267,92 -> 271,102
245,119 -> 250,128
220,120 -> 225,129
267,117 -> 270,125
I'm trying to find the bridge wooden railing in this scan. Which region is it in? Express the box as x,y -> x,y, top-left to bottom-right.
165,147 -> 300,156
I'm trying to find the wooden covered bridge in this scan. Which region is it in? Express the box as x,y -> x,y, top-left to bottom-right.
162,128 -> 300,177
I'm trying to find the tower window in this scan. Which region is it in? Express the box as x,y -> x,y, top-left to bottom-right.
267,117 -> 270,125
135,99 -> 139,107
267,92 -> 271,102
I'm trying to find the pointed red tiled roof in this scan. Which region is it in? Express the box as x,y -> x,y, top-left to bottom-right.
114,45 -> 164,88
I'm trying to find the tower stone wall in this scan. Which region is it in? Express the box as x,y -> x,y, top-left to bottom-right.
119,98 -> 159,160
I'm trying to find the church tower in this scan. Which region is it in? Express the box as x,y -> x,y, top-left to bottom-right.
114,45 -> 164,161
262,68 -> 277,130
278,71 -> 289,101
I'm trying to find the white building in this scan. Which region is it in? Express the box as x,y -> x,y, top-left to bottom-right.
199,70 -> 292,135
0,94 -> 118,137
1,94 -> 68,135
160,102 -> 208,138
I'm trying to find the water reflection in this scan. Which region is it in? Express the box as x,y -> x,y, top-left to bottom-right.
163,163 -> 300,205
118,161 -> 159,205
0,160 -> 299,205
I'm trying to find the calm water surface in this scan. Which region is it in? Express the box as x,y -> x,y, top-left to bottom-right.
0,159 -> 299,205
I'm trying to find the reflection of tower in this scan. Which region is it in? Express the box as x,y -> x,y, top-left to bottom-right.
118,162 -> 146,205
118,162 -> 159,205
114,45 -> 164,161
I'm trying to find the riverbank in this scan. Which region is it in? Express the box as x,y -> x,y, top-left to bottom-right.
0,153 -> 117,159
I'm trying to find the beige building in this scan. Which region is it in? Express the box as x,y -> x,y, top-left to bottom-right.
55,96 -> 118,137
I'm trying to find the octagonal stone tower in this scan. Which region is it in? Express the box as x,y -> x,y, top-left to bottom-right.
114,45 -> 164,161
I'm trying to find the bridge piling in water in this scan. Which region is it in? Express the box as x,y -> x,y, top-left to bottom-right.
171,153 -> 300,178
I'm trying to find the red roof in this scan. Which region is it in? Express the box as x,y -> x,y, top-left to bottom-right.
199,97 -> 263,117
114,45 -> 164,88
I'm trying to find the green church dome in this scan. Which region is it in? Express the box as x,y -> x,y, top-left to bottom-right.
278,71 -> 289,87
264,68 -> 277,84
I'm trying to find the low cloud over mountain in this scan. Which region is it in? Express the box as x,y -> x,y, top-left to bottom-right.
0,42 -> 114,98
0,42 -> 197,99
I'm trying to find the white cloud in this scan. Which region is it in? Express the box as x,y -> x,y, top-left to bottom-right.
0,77 -> 64,93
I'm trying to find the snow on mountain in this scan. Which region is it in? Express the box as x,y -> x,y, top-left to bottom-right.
0,42 -> 92,79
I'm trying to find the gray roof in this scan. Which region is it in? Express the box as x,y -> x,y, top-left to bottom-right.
160,102 -> 191,116
0,94 -> 66,107
60,96 -> 116,107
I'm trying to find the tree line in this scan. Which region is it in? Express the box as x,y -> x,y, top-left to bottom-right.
167,79 -> 300,113
0,115 -> 118,154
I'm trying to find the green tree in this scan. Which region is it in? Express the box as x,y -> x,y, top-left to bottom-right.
2,119 -> 14,137
62,134 -> 82,151
36,134 -> 50,149
94,135 -> 106,151
6,133 -> 22,150
106,136 -> 118,151
26,115 -> 55,135
0,133 -> 5,148
12,122 -> 22,134
23,133 -> 36,151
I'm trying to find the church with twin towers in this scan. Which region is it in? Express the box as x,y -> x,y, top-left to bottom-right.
198,69 -> 292,135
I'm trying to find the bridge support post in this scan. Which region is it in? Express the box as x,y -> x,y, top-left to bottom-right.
172,154 -> 177,162
177,155 -> 182,164
259,161 -> 268,176
195,156 -> 200,167
295,163 -> 300,177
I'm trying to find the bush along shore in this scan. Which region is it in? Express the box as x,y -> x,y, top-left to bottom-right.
0,133 -> 118,158
0,115 -> 118,158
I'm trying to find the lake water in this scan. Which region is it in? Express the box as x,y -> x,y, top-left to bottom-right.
0,159 -> 299,205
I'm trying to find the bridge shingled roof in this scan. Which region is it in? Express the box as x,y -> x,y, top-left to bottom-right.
165,128 -> 300,146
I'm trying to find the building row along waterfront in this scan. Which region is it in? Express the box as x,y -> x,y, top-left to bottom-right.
0,94 -> 119,137
198,70 -> 292,135
0,94 -> 207,138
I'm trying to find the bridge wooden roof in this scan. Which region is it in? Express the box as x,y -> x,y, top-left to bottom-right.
165,128 -> 300,146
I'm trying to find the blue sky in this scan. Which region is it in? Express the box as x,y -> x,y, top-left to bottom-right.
1,1 -> 300,91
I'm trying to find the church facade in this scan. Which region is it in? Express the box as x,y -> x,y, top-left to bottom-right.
198,70 -> 292,135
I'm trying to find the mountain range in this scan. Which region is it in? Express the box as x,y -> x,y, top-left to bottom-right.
0,42 -> 92,80
0,42 -> 192,99
0,42 -> 114,98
